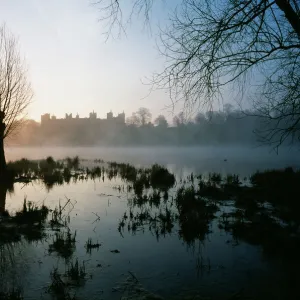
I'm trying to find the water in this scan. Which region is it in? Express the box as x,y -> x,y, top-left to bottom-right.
6,145 -> 300,176
2,146 -> 300,299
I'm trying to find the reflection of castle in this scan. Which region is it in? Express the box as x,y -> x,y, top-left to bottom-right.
41,111 -> 125,127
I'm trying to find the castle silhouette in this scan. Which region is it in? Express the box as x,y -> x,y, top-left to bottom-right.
41,111 -> 125,127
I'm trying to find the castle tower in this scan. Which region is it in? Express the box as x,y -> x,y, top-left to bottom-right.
89,110 -> 97,119
117,111 -> 125,124
41,113 -> 51,125
107,111 -> 113,120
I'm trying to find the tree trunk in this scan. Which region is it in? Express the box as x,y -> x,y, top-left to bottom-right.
0,121 -> 6,177
275,0 -> 300,39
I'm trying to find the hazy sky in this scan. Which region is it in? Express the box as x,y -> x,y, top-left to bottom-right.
0,0 -> 179,121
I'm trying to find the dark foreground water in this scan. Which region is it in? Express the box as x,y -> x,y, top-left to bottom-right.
2,146 -> 300,300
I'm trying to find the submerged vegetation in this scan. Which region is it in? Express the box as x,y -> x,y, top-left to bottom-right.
0,199 -> 49,244
85,238 -> 101,254
118,166 -> 300,253
0,288 -> 23,300
48,267 -> 77,300
1,156 -> 300,299
49,230 -> 77,260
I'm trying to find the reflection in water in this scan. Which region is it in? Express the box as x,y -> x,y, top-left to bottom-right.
0,184 -> 8,213
2,158 -> 300,299
0,182 -> 14,214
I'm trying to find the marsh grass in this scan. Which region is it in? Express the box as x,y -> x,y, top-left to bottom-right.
65,156 -> 80,170
65,259 -> 86,282
0,198 -> 49,244
0,288 -> 23,300
7,158 -> 39,178
48,268 -> 77,300
4,157 -> 300,271
50,202 -> 71,228
85,238 -> 101,254
149,164 -> 175,190
149,190 -> 161,207
6,156 -> 85,187
49,229 -> 77,259
14,198 -> 49,225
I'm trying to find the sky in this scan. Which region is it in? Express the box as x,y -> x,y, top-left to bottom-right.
0,0 -> 179,122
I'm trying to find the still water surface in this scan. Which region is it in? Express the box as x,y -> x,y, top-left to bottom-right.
2,146 -> 300,299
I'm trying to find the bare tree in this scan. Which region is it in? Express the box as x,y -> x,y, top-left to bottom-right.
126,112 -> 141,126
136,107 -> 152,126
95,0 -> 300,148
93,0 -> 158,38
126,107 -> 152,126
173,111 -> 186,127
194,112 -> 206,124
154,114 -> 168,127
0,25 -> 32,176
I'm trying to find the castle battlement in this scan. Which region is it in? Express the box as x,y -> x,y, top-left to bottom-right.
41,111 -> 125,127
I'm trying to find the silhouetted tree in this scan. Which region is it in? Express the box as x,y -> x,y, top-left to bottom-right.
224,104 -> 234,118
126,108 -> 152,126
126,113 -> 141,126
95,0 -> 300,148
154,114 -> 168,128
137,107 -> 152,126
194,112 -> 206,125
0,25 -> 32,176
173,112 -> 186,127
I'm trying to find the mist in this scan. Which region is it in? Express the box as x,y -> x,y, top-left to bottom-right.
1,1 -> 300,299
9,106 -> 297,149
4,145 -> 299,177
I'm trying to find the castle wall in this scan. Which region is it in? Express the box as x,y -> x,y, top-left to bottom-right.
40,112 -> 126,138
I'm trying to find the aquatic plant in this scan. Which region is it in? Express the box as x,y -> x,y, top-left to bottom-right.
0,199 -> 50,245
209,172 -> 222,185
250,168 -> 300,206
65,156 -> 80,170
48,267 -> 77,300
39,156 -> 57,173
110,162 -> 138,182
149,190 -> 161,207
50,201 -> 72,228
94,158 -> 104,163
132,194 -> 149,207
149,164 -> 175,190
176,185 -> 198,209
133,178 -> 144,196
6,157 -> 89,189
0,288 -> 23,300
14,198 -> 49,225
7,158 -> 39,178
85,238 -> 101,254
225,174 -> 241,187
49,229 -> 77,259
63,167 -> 72,182
65,259 -> 86,282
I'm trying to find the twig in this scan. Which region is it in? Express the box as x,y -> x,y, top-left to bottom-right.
92,212 -> 101,224
128,271 -> 139,283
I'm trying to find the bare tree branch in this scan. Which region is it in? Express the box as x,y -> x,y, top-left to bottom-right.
0,24 -> 33,140
94,0 -> 300,148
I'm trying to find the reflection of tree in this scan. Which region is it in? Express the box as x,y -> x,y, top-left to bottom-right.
0,184 -> 8,213
0,241 -> 28,296
118,183 -> 217,248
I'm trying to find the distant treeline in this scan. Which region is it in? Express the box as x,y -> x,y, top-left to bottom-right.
8,107 -> 286,146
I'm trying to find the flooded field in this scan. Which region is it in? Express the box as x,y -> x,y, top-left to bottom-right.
1,146 -> 300,300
